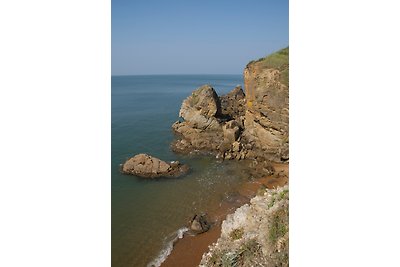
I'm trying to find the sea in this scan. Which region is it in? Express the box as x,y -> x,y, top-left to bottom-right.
112,75 -> 250,267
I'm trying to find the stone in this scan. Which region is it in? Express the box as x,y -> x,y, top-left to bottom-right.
232,141 -> 241,152
121,153 -> 189,178
189,214 -> 210,234
223,120 -> 241,143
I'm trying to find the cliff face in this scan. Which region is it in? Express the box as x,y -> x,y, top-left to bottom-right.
242,47 -> 289,162
198,49 -> 289,266
171,47 -> 289,164
199,185 -> 289,267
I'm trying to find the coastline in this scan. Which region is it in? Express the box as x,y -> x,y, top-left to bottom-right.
159,162 -> 288,267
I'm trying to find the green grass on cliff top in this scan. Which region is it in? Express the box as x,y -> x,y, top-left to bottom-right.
248,47 -> 289,86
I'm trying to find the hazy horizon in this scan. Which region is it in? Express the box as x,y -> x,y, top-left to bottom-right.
112,0 -> 288,75
111,73 -> 242,76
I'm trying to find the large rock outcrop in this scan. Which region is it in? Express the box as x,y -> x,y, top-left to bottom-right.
171,85 -> 225,153
171,47 -> 289,163
121,153 -> 189,178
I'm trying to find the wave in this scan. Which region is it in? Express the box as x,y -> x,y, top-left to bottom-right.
147,227 -> 189,267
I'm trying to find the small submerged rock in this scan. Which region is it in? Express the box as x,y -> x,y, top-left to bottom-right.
121,153 -> 189,178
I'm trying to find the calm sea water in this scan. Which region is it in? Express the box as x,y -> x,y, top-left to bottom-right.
112,75 -> 249,267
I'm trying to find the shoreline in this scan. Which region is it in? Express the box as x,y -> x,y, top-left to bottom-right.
160,162 -> 288,267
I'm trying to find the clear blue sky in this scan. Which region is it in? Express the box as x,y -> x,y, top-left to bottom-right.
112,0 -> 288,75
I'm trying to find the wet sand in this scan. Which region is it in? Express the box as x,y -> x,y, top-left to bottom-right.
161,162 -> 288,267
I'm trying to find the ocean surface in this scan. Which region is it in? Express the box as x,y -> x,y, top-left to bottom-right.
112,75 -> 249,267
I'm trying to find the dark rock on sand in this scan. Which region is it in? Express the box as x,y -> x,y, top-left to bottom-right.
189,214 -> 211,234
121,153 -> 189,178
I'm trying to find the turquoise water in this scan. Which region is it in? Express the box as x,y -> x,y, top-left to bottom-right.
112,75 -> 248,267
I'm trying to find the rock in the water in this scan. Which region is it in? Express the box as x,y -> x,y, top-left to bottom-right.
171,85 -> 226,153
189,214 -> 210,234
171,47 -> 289,163
178,84 -> 221,130
171,121 -> 223,153
121,153 -> 189,178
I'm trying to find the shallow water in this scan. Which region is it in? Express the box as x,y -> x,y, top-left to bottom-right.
112,75 -> 250,267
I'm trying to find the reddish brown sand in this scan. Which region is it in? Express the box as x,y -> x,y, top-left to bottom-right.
161,162 -> 288,267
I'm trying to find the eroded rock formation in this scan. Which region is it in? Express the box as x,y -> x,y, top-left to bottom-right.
121,153 -> 189,178
171,85 -> 225,153
171,48 -> 289,163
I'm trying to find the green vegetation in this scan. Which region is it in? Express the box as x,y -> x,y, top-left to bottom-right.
267,188 -> 288,208
278,189 -> 289,200
221,252 -> 240,267
247,47 -> 289,87
237,239 -> 261,260
268,209 -> 288,244
255,47 -> 288,68
229,228 -> 244,240
267,197 -> 276,209
207,239 -> 262,267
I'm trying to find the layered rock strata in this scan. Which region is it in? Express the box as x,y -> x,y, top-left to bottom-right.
242,47 -> 289,162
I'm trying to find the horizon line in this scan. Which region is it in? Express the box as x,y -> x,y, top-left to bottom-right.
111,73 -> 243,77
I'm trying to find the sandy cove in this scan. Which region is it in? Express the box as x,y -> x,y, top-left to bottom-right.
161,162 -> 288,267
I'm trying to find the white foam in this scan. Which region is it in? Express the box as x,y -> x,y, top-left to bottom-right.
147,227 -> 189,267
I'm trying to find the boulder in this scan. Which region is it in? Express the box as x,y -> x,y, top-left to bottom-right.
189,214 -> 210,234
121,153 -> 189,178
232,141 -> 241,152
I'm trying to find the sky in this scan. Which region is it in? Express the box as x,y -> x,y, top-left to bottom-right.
112,0 -> 288,75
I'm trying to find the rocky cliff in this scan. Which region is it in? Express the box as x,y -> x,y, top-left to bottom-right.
171,47 -> 289,163
199,185 -> 289,267
242,47 -> 289,162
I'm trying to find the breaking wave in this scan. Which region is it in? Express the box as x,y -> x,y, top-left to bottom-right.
147,227 -> 189,267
